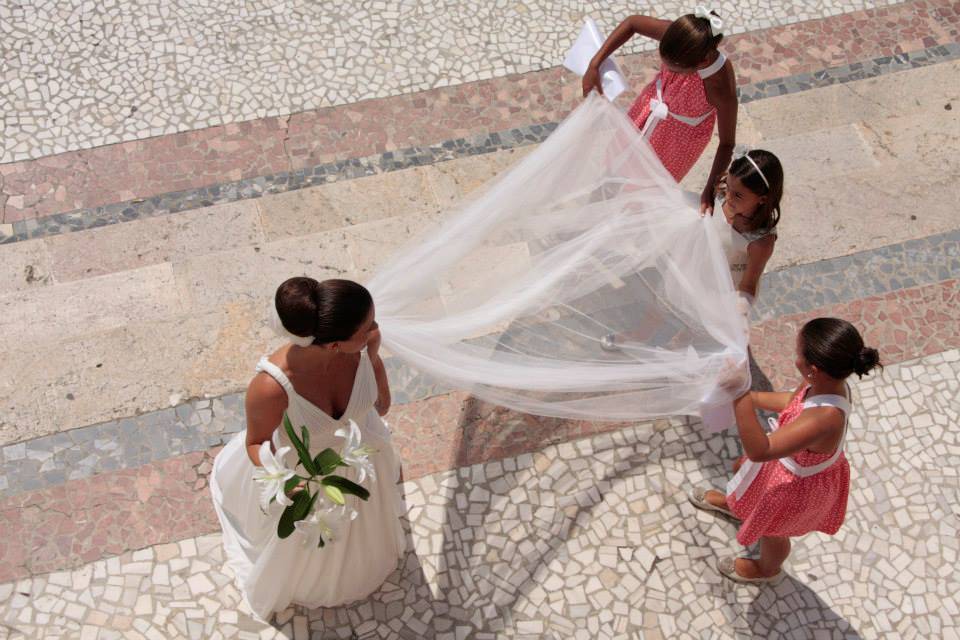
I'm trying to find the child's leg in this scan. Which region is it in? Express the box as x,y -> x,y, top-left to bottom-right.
735,536 -> 790,578
759,536 -> 791,575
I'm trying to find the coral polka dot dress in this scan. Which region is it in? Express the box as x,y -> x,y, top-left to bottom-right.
725,385 -> 852,546
627,52 -> 727,182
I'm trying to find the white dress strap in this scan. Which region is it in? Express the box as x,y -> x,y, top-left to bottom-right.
255,357 -> 296,396
697,52 -> 727,79
802,393 -> 851,416
779,384 -> 852,478
641,74 -> 716,140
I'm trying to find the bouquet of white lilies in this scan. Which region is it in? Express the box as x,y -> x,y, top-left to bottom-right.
252,414 -> 377,547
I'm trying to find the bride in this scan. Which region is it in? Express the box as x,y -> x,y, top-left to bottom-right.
210,277 -> 405,619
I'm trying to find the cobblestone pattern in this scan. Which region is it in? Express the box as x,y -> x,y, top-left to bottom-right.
0,0 -> 913,164
1,349 -> 957,638
4,0 -> 959,226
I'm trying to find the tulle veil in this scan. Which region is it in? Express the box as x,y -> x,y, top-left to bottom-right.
368,94 -> 749,428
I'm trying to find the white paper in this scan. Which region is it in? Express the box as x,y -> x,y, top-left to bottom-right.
563,18 -> 628,102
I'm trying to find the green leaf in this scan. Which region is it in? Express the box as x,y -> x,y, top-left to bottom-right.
283,475 -> 305,496
277,490 -> 311,539
301,426 -> 310,460
313,448 -> 343,475
283,413 -> 318,476
322,475 -> 370,501
324,484 -> 345,505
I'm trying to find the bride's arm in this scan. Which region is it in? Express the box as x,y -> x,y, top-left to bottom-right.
244,373 -> 287,466
367,326 -> 392,416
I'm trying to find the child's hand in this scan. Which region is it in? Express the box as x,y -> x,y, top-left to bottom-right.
717,357 -> 749,391
699,184 -> 716,216
582,65 -> 604,97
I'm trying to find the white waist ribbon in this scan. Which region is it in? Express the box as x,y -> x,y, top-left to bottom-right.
639,77 -> 714,141
726,393 -> 850,501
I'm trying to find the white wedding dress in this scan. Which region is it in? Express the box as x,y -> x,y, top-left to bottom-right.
210,349 -> 405,619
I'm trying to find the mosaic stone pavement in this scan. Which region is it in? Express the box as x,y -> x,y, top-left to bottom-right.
1,351 -> 958,640
3,1 -> 960,638
0,0 -> 909,164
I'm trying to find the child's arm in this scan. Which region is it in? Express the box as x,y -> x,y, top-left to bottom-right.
700,67 -> 738,215
750,390 -> 794,412
738,235 -> 776,299
583,16 -> 671,96
734,392 -> 844,462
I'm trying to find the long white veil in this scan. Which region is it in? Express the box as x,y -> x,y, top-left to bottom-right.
368,94 -> 749,427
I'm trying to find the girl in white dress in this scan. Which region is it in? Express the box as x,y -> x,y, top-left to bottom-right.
601,149 -> 784,351
712,148 -> 784,313
210,277 -> 405,620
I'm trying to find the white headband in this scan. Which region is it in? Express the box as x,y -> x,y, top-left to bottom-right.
694,5 -> 724,37
268,302 -> 315,347
744,154 -> 770,189
733,146 -> 770,189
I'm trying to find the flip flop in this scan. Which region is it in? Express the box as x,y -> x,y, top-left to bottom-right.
716,556 -> 783,584
688,487 -> 739,520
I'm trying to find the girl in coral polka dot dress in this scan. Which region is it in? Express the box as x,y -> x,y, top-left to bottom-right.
689,318 -> 882,583
583,7 -> 738,213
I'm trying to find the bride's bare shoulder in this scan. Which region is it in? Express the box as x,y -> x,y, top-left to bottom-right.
247,347 -> 292,405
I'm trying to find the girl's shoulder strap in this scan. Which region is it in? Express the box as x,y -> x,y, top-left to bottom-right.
742,227 -> 777,244
698,52 -> 727,79
802,383 -> 853,418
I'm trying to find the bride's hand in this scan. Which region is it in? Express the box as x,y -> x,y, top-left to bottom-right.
367,322 -> 382,359
285,479 -> 307,498
582,65 -> 603,98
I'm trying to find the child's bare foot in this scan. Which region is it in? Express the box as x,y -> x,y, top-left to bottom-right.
733,558 -> 780,579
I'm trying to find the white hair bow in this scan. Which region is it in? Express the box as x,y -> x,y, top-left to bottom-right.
694,5 -> 724,36
732,143 -> 751,160
268,302 -> 315,347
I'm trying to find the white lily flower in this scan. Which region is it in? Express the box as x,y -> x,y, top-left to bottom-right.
294,501 -> 357,547
251,441 -> 296,512
334,420 -> 378,484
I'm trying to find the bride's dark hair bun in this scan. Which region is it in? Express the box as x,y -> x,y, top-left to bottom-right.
799,317 -> 882,380
275,277 -> 373,345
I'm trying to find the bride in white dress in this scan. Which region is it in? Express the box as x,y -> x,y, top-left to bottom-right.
210,277 -> 405,619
